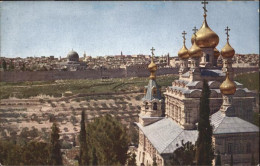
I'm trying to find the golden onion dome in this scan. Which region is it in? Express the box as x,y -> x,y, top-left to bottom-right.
148,56 -> 157,80
178,45 -> 189,59
214,48 -> 220,58
221,41 -> 235,59
188,40 -> 202,58
195,18 -> 219,48
220,72 -> 236,95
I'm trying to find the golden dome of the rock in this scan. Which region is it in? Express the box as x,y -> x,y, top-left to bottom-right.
195,19 -> 219,48
178,45 -> 189,59
221,41 -> 235,59
220,72 -> 236,95
214,48 -> 220,58
188,41 -> 202,58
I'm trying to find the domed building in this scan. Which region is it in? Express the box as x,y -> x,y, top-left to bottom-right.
136,1 -> 258,166
58,50 -> 87,71
67,50 -> 79,62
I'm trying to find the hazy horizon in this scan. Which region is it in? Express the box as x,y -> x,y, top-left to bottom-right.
1,1 -> 259,58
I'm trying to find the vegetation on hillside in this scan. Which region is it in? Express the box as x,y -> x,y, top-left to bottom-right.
0,75 -> 178,99
234,72 -> 259,92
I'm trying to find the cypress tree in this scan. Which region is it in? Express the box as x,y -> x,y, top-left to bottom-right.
195,79 -> 214,165
79,110 -> 88,165
49,123 -> 62,165
91,147 -> 98,166
215,151 -> 221,166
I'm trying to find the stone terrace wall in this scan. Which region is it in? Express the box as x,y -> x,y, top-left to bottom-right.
0,67 -> 258,82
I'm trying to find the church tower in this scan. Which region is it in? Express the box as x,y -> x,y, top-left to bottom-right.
139,47 -> 164,126
191,0 -> 219,68
188,27 -> 203,81
221,26 -> 235,80
178,31 -> 189,79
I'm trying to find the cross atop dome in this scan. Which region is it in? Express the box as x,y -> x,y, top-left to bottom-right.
182,31 -> 187,44
192,26 -> 198,36
225,26 -> 231,42
150,47 -> 155,57
201,0 -> 208,17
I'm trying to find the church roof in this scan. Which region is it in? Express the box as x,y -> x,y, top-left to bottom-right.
136,118 -> 198,154
211,111 -> 259,135
200,69 -> 225,77
142,79 -> 162,101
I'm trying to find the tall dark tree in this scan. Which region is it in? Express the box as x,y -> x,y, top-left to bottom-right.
79,110 -> 88,165
2,59 -> 7,71
195,79 -> 214,165
91,147 -> 98,166
215,151 -> 221,166
49,123 -> 62,165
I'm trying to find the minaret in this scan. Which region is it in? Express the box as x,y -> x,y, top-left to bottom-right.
221,26 -> 235,80
178,31 -> 189,78
219,72 -> 236,116
139,47 -> 163,126
188,27 -> 202,81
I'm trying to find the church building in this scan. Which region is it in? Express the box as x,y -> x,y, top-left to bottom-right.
135,1 -> 259,165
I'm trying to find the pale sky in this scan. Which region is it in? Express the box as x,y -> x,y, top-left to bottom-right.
0,1 -> 259,58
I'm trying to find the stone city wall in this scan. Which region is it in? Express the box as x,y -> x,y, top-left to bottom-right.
0,67 -> 258,82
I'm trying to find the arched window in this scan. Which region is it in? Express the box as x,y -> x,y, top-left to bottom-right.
153,103 -> 157,110
206,54 -> 210,62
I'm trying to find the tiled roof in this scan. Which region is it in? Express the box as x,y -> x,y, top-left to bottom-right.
211,111 -> 259,134
136,118 -> 198,154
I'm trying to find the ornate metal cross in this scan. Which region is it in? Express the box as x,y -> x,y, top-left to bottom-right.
182,31 -> 187,42
192,26 -> 198,36
151,47 -> 155,56
202,0 -> 208,15
225,26 -> 231,41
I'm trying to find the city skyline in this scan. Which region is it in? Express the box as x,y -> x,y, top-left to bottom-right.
0,1 -> 259,58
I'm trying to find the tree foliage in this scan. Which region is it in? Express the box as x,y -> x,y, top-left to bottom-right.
83,114 -> 129,165
167,141 -> 196,165
127,152 -> 137,166
49,123 -> 62,165
195,79 -> 214,165
0,140 -> 49,165
79,110 -> 88,165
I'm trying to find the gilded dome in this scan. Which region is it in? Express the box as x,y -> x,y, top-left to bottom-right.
221,41 -> 235,59
188,41 -> 202,58
195,19 -> 219,48
214,48 -> 220,58
148,58 -> 157,72
220,73 -> 236,95
178,45 -> 189,59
